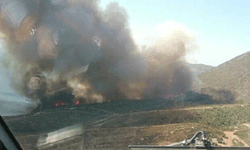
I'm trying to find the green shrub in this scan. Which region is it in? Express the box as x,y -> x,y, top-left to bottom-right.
197,105 -> 250,128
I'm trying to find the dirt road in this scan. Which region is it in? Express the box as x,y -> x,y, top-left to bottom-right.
223,131 -> 249,147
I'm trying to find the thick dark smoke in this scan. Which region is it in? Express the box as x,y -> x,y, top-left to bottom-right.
0,0 -> 194,104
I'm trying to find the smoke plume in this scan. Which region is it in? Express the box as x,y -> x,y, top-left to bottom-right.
0,0 -> 195,104
141,21 -> 196,98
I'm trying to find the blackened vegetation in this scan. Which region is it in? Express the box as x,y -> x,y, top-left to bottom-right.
42,90 -> 74,108
184,91 -> 213,104
200,88 -> 236,103
184,89 -> 235,105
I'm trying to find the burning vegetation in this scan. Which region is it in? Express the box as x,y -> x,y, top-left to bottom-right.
0,0 -> 195,105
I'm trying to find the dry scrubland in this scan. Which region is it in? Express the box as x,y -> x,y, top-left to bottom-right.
4,103 -> 250,149
14,123 -> 224,150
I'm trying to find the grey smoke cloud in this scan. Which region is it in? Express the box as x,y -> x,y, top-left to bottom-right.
0,0 -> 195,104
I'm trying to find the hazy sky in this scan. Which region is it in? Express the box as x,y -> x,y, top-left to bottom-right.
100,0 -> 250,66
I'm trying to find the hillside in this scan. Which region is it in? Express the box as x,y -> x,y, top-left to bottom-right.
185,63 -> 213,92
186,63 -> 214,77
198,51 -> 250,102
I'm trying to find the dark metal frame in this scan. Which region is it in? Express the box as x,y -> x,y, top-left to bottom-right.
0,115 -> 23,150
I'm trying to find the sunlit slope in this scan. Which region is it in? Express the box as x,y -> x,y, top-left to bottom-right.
198,51 -> 250,102
186,63 -> 214,92
186,63 -> 214,77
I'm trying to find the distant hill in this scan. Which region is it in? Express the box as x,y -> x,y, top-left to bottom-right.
186,63 -> 214,77
198,51 -> 250,102
185,63 -> 214,92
